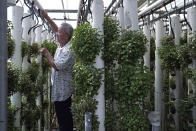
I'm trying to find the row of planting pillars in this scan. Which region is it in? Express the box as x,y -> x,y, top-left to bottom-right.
1,0 -> 196,131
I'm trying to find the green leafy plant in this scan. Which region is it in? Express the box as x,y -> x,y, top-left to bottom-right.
177,44 -> 192,67
7,62 -> 21,96
158,36 -> 180,72
26,60 -> 40,82
31,42 -> 40,57
71,23 -> 103,65
189,32 -> 196,59
7,20 -> 15,59
21,41 -> 30,59
72,63 -> 102,130
115,30 -> 147,65
42,40 -> 57,57
73,63 -> 102,98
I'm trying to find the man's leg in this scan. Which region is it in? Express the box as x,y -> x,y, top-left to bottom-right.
54,97 -> 73,131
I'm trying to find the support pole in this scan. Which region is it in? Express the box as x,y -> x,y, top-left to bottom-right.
91,0 -> 105,130
0,0 -> 8,130
171,15 -> 183,131
154,20 -> 165,131
187,7 -> 196,131
123,0 -> 139,30
11,6 -> 24,128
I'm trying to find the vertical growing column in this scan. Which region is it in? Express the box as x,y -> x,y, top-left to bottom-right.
35,25 -> 43,131
187,7 -> 196,131
11,6 -> 24,128
92,0 -> 105,130
155,20 -> 165,130
123,0 -> 139,30
117,6 -> 125,30
22,13 -> 31,71
171,15 -> 183,131
21,13 -> 31,131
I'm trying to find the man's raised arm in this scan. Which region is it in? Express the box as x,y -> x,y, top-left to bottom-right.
40,10 -> 58,32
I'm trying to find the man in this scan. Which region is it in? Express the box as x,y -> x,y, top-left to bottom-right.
40,10 -> 75,131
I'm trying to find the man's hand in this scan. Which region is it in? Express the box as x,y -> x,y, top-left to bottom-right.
40,48 -> 50,57
40,48 -> 59,71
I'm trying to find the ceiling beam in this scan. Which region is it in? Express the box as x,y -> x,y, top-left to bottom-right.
45,9 -> 78,13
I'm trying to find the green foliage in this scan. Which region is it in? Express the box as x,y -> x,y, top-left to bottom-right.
71,23 -> 103,65
42,40 -> 57,57
103,16 -> 120,44
158,36 -> 180,71
42,57 -> 51,74
72,23 -> 103,130
8,98 -> 17,131
21,41 -> 30,60
26,60 -> 40,82
180,31 -> 187,45
114,65 -> 153,104
72,63 -> 101,130
189,32 -> 196,59
118,105 -> 150,131
177,44 -> 192,67
73,63 -> 102,98
103,18 -> 152,130
21,104 -> 41,130
7,20 -> 15,59
31,42 -> 40,57
8,36 -> 15,59
41,40 -> 57,74
7,62 -> 21,96
116,30 -> 147,65
102,17 -> 120,66
72,96 -> 99,131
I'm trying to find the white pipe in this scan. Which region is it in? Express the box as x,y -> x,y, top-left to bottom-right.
22,13 -> 31,71
117,7 -> 125,30
143,25 -> 150,68
41,31 -> 47,42
31,20 -> 36,44
92,0 -> 105,131
171,15 -> 183,131
11,6 -> 24,128
139,0 -> 166,17
124,0 -> 139,30
155,20 -> 164,129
